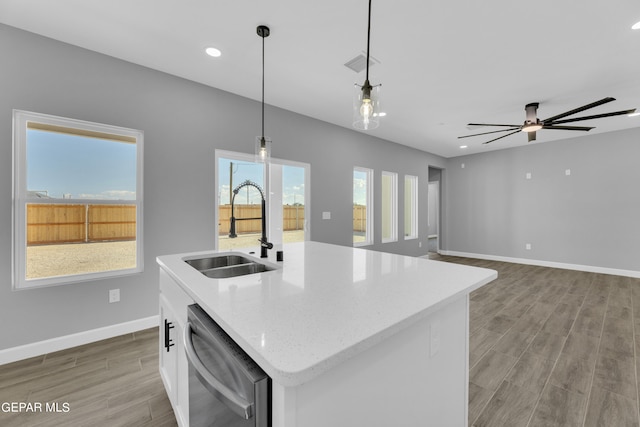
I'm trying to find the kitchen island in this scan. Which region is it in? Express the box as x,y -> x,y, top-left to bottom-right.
157,241 -> 497,427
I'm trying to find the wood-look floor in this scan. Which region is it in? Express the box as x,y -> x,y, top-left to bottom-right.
2,257 -> 640,426
0,328 -> 177,427
434,255 -> 640,427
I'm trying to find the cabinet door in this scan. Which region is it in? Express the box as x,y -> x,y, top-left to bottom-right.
159,294 -> 178,406
159,269 -> 194,427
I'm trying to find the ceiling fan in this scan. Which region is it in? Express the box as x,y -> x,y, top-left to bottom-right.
459,97 -> 636,144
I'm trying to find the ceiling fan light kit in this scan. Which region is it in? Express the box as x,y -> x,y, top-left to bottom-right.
459,97 -> 637,145
353,0 -> 382,131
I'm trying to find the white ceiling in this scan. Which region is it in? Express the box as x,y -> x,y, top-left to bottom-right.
2,0 -> 640,158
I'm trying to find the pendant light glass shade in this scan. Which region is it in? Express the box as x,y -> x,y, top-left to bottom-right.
353,82 -> 381,130
353,0 -> 381,131
255,136 -> 272,163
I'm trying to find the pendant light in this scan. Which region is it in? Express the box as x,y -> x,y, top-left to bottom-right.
255,25 -> 272,163
353,0 -> 381,131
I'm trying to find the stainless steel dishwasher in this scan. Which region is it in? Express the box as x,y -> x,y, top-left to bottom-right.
184,304 -> 271,427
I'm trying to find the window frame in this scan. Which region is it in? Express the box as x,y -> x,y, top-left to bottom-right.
12,110 -> 144,290
353,166 -> 374,247
404,175 -> 418,240
381,170 -> 398,243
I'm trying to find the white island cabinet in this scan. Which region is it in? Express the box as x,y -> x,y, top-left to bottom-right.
157,241 -> 497,427
158,268 -> 193,427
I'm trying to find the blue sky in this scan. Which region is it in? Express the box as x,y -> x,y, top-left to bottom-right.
217,157 -> 306,206
27,129 -> 137,200
353,169 -> 367,205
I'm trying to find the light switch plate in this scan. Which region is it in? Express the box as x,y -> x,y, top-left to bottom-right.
322,211 -> 331,220
109,289 -> 120,303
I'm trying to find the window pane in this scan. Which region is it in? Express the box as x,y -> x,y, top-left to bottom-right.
404,175 -> 418,239
217,156 -> 265,250
26,204 -> 137,279
283,164 -> 305,243
381,171 -> 397,243
354,167 -> 372,246
27,129 -> 136,200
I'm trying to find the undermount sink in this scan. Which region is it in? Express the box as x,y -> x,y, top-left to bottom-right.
185,254 -> 275,278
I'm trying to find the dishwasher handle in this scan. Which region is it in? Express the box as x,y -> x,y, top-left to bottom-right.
183,322 -> 254,420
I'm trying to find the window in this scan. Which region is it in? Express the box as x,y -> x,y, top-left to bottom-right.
278,161 -> 309,244
353,167 -> 373,246
12,110 -> 143,289
215,150 -> 309,250
381,171 -> 398,243
404,175 -> 418,239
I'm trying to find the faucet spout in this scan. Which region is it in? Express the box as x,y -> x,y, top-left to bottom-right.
228,180 -> 272,258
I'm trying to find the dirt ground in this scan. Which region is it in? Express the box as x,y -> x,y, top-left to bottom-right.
26,241 -> 137,279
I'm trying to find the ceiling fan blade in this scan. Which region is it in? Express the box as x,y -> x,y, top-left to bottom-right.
458,128 -> 520,139
482,129 -> 521,144
541,97 -> 615,123
546,109 -> 636,125
542,125 -> 594,131
528,131 -> 536,142
467,123 -> 520,127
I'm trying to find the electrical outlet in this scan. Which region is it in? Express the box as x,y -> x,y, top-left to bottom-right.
322,211 -> 331,220
109,289 -> 120,303
525,243 -> 532,250
525,172 -> 532,180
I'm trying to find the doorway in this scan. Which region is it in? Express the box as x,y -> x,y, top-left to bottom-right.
428,167 -> 442,255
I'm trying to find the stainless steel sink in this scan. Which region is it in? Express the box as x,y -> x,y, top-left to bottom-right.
200,262 -> 273,278
185,255 -> 252,270
185,254 -> 275,278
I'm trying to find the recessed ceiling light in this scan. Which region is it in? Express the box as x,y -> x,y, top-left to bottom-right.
377,112 -> 387,117
459,145 -> 468,149
205,47 -> 222,57
632,21 -> 640,30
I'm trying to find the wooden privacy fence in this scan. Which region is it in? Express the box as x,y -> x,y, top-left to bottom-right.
353,205 -> 367,232
217,205 -> 367,235
218,205 -> 306,235
27,204 -> 136,245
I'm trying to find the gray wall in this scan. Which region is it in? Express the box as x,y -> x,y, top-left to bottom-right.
0,24 -> 446,350
444,127 -> 640,272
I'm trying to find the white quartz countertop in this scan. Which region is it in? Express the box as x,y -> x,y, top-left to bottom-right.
157,241 -> 497,387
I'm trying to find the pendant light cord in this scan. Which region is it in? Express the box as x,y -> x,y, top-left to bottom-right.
365,0 -> 372,82
261,30 -> 265,139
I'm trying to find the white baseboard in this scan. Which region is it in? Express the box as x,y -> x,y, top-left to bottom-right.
0,315 -> 159,366
439,250 -> 640,279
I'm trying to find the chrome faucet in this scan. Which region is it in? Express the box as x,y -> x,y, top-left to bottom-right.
228,180 -> 273,258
